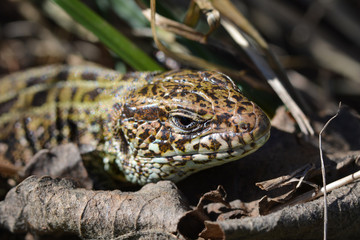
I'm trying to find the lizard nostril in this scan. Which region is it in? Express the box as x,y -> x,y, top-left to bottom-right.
240,123 -> 250,131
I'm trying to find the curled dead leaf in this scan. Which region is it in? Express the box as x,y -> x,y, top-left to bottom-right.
0,176 -> 189,239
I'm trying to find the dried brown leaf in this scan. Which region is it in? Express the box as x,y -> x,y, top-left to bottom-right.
199,182 -> 360,240
197,185 -> 229,208
256,163 -> 315,191
177,185 -> 228,239
0,176 -> 189,239
200,221 -> 224,240
0,158 -> 20,177
206,199 -> 260,221
22,143 -> 93,189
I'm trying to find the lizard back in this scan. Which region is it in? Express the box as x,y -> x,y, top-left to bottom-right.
0,65 -> 150,165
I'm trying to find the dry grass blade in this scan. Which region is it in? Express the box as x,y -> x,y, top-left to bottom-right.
148,0 -> 251,82
149,0 -> 208,69
183,0 -> 200,27
221,19 -> 314,135
319,102 -> 341,240
149,0 -> 313,135
149,1 -> 217,70
192,0 -> 220,37
214,0 -> 314,135
256,163 -> 315,191
212,0 -> 267,49
269,103 -> 359,222
0,160 -> 21,177
182,0 -> 220,39
146,0 -> 273,91
142,9 -> 207,44
271,169 -> 360,213
149,0 -> 206,67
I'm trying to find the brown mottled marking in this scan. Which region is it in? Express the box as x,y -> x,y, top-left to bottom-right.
0,66 -> 271,185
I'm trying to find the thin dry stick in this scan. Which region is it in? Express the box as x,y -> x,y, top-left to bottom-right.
319,102 -> 342,240
148,0 -> 242,76
270,168 -> 360,214
221,19 -> 314,136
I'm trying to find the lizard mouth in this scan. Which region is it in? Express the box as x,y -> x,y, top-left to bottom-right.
134,130 -> 270,183
113,125 -> 271,184
148,129 -> 270,164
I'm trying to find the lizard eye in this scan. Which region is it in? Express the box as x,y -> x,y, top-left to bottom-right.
171,115 -> 199,131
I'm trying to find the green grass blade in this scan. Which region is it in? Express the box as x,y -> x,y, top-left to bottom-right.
51,0 -> 163,71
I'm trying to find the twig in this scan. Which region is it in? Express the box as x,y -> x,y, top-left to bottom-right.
147,0 -> 254,83
319,102 -> 341,240
271,168 -> 360,213
269,103 -> 348,220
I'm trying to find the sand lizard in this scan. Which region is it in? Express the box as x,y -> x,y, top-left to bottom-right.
0,65 -> 270,184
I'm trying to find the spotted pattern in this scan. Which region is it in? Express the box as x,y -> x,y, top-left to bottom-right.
0,66 -> 271,184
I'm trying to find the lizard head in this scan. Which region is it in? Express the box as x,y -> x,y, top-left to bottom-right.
111,70 -> 270,184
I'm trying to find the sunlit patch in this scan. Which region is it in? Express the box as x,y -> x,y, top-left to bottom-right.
152,157 -> 170,164
108,69 -> 271,184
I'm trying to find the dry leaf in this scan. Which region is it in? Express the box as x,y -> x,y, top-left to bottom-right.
22,143 -> 93,189
177,186 -> 228,239
0,176 -> 189,239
